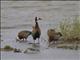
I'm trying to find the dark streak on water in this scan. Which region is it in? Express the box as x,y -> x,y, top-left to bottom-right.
1,24 -> 32,29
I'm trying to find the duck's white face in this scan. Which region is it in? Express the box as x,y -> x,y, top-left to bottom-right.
38,18 -> 42,20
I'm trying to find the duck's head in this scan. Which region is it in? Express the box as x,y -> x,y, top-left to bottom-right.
35,17 -> 42,22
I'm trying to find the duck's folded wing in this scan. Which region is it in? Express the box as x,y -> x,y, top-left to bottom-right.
18,30 -> 32,37
24,30 -> 32,37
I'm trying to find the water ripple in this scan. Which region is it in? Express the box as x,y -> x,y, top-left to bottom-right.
1,24 -> 32,29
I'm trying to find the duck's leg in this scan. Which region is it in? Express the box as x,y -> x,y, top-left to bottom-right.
34,40 -> 35,44
32,40 -> 36,47
38,38 -> 40,44
23,38 -> 25,42
22,39 -> 24,41
48,42 -> 51,47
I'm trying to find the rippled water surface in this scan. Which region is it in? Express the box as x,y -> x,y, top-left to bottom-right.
1,1 -> 80,60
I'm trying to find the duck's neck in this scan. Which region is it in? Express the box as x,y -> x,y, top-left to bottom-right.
35,17 -> 39,28
35,21 -> 39,28
35,17 -> 37,22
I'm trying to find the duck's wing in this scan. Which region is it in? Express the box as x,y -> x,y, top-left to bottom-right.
22,30 -> 32,36
18,30 -> 32,37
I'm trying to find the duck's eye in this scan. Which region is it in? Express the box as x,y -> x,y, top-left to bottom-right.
38,18 -> 42,20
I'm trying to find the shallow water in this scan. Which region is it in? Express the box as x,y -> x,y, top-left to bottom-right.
1,1 -> 80,60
